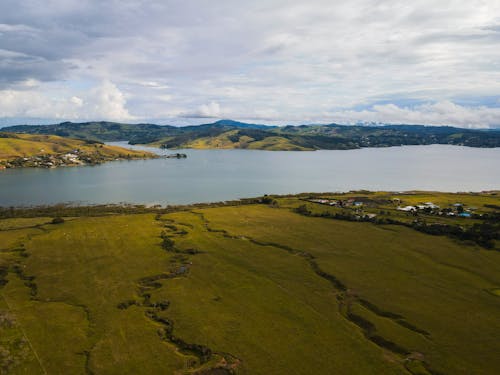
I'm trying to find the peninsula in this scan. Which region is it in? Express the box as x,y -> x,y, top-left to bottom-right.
0,132 -> 156,169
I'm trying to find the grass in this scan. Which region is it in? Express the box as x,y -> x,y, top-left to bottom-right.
165,130 -> 314,151
201,204 -> 500,374
0,133 -> 154,163
0,218 -> 53,231
0,192 -> 499,374
152,212 -> 402,374
246,136 -> 312,151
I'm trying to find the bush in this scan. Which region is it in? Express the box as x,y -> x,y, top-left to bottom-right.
160,231 -> 175,251
51,217 -> 65,224
294,204 -> 311,216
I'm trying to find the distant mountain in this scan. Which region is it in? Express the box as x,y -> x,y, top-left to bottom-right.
210,119 -> 276,129
3,120 -> 500,150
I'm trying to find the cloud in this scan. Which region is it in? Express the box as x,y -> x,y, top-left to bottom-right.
88,81 -> 133,121
0,1 -> 499,126
181,101 -> 222,118
70,96 -> 83,106
325,101 -> 500,128
0,81 -> 134,121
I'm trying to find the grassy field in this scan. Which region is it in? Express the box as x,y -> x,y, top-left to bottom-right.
0,133 -> 155,166
0,192 -> 499,374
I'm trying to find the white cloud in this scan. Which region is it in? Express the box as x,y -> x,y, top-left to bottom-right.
70,96 -> 83,106
88,81 -> 133,120
325,101 -> 500,128
0,23 -> 37,33
0,81 -> 134,121
140,81 -> 170,89
182,101 -> 222,118
157,95 -> 172,102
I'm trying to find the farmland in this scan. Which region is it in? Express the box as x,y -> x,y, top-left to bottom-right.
0,192 -> 499,374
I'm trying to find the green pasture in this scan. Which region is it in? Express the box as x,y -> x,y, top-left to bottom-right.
0,192 -> 499,374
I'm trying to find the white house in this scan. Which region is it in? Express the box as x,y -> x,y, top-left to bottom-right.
397,206 -> 416,212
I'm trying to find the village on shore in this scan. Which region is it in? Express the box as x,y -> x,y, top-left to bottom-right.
307,197 -> 475,218
0,151 -> 187,169
0,151 -> 139,169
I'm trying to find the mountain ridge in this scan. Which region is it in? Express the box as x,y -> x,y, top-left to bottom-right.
3,119 -> 499,150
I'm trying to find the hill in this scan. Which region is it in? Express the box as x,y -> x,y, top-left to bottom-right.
0,132 -> 156,169
3,120 -> 500,150
2,121 -> 177,144
0,191 -> 499,374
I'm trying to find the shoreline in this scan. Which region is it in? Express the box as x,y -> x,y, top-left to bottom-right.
1,189 -> 497,210
0,132 -> 158,170
0,152 -> 158,170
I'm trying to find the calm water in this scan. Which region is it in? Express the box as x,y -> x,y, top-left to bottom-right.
1,143 -> 499,206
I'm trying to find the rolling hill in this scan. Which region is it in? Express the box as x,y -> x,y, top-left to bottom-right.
0,132 -> 155,168
3,120 -> 500,150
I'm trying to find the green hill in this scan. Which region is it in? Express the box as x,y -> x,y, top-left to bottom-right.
3,120 -> 500,150
0,132 -> 155,168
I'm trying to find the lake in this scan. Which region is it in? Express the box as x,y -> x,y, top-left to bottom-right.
1,143 -> 499,206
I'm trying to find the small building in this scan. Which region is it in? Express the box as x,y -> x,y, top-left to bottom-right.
309,199 -> 330,205
424,202 -> 440,209
398,206 -> 416,212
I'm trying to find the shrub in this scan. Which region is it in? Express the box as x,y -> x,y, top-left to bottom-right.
51,217 -> 65,224
294,204 -> 311,216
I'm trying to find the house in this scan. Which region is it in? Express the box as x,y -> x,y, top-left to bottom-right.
424,202 -> 440,209
310,199 -> 330,205
397,206 -> 416,212
344,199 -> 355,207
354,202 -> 363,207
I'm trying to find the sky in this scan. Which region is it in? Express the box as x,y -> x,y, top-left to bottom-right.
1,0 -> 500,128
